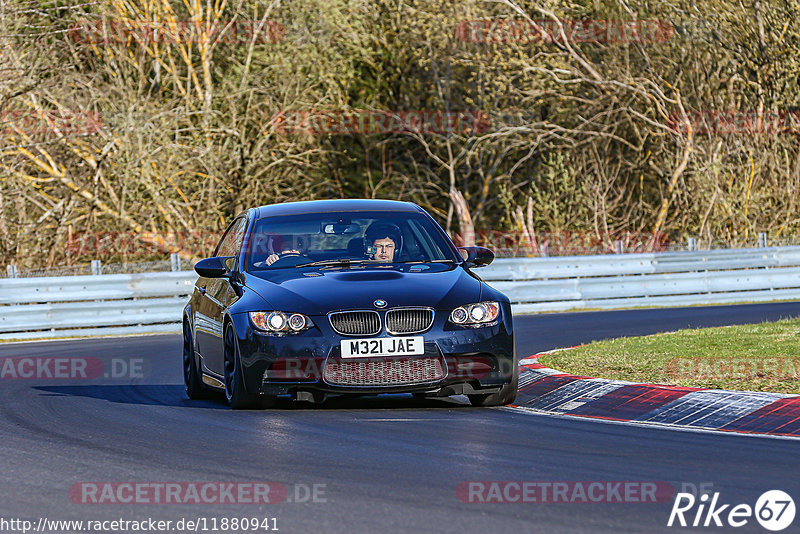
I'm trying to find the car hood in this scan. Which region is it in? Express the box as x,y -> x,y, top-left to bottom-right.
243,264 -> 482,315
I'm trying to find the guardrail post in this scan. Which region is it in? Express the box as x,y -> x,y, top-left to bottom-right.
170,253 -> 181,272
758,232 -> 768,248
614,240 -> 624,254
539,243 -> 549,257
6,265 -> 18,278
687,237 -> 697,251
91,259 -> 102,275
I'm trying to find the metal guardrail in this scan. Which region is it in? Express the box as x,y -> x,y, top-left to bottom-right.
1,247 -> 799,340
0,272 -> 197,340
482,246 -> 800,313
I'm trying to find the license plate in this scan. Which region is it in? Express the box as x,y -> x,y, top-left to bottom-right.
340,336 -> 425,358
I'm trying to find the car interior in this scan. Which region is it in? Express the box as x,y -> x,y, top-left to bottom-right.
248,218 -> 442,268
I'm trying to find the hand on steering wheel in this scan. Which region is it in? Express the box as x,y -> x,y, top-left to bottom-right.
266,252 -> 309,267
265,249 -> 304,266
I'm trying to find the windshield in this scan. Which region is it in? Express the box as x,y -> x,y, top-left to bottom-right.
245,211 -> 459,271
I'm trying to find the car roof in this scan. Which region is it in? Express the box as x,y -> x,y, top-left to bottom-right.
253,199 -> 423,218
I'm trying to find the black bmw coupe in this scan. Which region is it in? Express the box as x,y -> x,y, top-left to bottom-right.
183,199 -> 517,409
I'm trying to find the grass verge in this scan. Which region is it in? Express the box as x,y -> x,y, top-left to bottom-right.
539,318 -> 800,394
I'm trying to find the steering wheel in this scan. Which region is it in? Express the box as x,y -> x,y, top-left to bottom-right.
268,253 -> 311,267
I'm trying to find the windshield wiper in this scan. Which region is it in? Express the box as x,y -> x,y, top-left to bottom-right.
296,258 -> 456,268
295,258 -> 369,268
398,259 -> 457,264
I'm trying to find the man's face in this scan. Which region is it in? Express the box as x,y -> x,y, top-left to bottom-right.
372,237 -> 396,261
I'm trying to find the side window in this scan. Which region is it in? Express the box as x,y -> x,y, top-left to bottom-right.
214,217 -> 247,257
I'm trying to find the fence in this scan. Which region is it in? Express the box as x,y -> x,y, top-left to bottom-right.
454,231 -> 800,257
5,234 -> 800,276
3,254 -> 187,279
0,247 -> 799,340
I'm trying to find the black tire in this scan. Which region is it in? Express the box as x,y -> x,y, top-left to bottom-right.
223,324 -> 276,410
183,317 -> 211,400
468,361 -> 519,407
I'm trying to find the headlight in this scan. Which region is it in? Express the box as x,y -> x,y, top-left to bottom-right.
287,313 -> 307,331
250,311 -> 313,334
451,307 -> 468,324
449,302 -> 500,326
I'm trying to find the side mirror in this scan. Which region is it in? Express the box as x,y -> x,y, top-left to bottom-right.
458,246 -> 494,268
194,256 -> 231,278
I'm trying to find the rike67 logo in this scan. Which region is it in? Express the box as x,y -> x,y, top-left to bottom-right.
668,490 -> 795,531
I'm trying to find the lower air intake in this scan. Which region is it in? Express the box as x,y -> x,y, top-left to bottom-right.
323,356 -> 444,386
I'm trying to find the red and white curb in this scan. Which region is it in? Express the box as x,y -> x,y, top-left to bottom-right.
510,348 -> 800,439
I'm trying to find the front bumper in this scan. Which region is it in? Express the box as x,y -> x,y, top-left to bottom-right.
230,305 -> 515,398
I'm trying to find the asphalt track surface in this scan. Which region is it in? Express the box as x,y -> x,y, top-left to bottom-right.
1,302 -> 800,534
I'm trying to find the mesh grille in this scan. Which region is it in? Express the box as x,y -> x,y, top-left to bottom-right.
329,311 -> 381,336
323,356 -> 445,386
385,308 -> 434,334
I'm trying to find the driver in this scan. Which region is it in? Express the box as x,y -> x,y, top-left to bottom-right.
264,234 -> 308,266
364,222 -> 402,262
